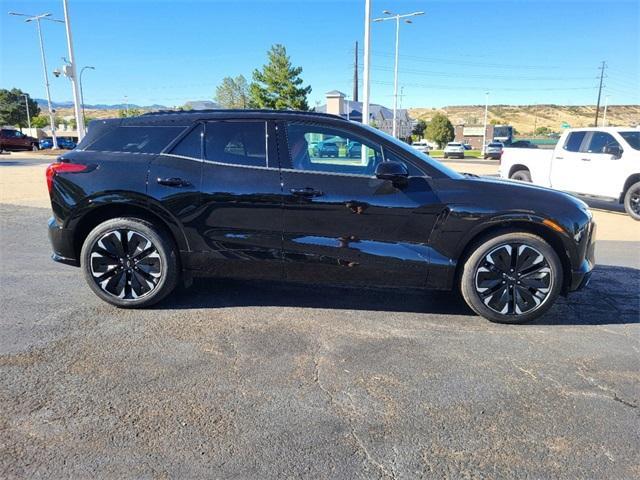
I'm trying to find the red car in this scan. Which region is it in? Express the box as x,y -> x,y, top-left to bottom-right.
0,128 -> 39,152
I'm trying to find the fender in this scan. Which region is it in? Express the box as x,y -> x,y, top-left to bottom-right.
64,191 -> 191,253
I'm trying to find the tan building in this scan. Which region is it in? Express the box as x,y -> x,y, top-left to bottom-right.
318,90 -> 413,139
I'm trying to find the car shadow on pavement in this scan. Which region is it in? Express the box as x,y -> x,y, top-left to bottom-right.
159,265 -> 639,325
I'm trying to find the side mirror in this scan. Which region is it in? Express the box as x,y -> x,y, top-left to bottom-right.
375,161 -> 409,186
604,145 -> 623,158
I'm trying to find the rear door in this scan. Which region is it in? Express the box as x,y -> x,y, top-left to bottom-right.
194,119 -> 283,279
278,120 -> 443,287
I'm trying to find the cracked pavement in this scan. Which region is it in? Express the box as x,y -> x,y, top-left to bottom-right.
1,160 -> 639,478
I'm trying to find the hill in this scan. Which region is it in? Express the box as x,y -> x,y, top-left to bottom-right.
408,105 -> 640,134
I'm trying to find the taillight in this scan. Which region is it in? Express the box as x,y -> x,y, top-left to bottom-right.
46,162 -> 88,193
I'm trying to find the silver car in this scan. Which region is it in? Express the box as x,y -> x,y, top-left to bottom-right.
443,142 -> 465,159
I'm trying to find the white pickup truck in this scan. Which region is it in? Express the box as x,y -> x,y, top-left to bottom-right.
500,127 -> 640,219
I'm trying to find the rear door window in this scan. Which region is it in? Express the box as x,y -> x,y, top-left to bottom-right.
563,132 -> 587,152
204,121 -> 267,167
87,126 -> 186,154
169,124 -> 203,159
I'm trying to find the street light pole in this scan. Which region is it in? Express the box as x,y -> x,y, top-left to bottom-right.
362,0 -> 372,126
79,66 -> 95,126
9,12 -> 59,149
373,10 -> 424,138
482,91 -> 489,153
22,94 -> 32,131
61,0 -> 86,140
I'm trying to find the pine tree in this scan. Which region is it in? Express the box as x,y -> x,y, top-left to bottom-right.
249,44 -> 311,110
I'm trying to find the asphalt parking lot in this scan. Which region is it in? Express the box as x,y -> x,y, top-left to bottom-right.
1,154 -> 639,479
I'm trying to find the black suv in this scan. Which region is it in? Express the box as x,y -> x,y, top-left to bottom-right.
46,110 -> 595,323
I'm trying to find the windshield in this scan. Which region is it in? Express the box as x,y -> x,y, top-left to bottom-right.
620,131 -> 640,150
359,124 -> 463,179
448,143 -> 461,147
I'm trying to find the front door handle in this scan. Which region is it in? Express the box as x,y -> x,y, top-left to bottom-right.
580,158 -> 591,162
290,187 -> 323,197
157,177 -> 191,187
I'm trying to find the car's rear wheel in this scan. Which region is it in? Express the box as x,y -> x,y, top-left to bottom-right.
623,181 -> 640,221
80,217 -> 179,308
32,143 -> 39,151
510,169 -> 532,182
460,232 -> 563,323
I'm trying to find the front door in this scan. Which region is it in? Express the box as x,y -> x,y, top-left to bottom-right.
278,121 -> 443,287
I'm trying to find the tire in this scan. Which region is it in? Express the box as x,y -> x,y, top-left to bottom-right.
80,217 -> 179,308
460,231 -> 563,324
510,169 -> 532,182
623,181 -> 640,221
32,143 -> 39,151
443,154 -> 448,159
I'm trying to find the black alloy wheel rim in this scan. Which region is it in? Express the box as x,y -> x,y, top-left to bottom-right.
630,187 -> 640,215
89,229 -> 162,300
474,243 -> 552,315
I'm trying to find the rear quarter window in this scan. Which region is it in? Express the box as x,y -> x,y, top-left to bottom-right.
86,126 -> 186,154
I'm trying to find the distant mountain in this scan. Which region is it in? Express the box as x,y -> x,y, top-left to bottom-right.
35,99 -> 168,110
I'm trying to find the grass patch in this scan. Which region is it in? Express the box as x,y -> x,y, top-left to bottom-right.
430,150 -> 482,159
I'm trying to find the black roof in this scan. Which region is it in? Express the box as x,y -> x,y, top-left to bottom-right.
112,108 -> 349,127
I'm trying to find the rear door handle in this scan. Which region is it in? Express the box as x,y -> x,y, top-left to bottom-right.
580,158 -> 591,162
157,177 -> 191,187
290,187 -> 323,197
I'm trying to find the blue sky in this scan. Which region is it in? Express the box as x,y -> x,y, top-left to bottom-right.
1,0 -> 638,108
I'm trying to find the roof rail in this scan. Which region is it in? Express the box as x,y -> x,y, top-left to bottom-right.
140,108 -> 347,121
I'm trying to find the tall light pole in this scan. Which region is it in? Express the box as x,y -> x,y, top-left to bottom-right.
482,91 -> 490,153
22,94 -> 32,131
61,0 -> 85,140
79,66 -> 95,125
9,12 -> 60,149
603,95 -> 611,127
373,9 -> 424,138
362,0 -> 372,126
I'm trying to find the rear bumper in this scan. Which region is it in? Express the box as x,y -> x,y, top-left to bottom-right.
48,217 -> 79,267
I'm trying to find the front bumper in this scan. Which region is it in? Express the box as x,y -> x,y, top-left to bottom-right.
48,216 -> 79,267
568,220 -> 596,292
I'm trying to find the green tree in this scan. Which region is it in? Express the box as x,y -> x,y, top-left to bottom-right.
425,113 -> 454,148
412,119 -> 427,138
535,126 -> 551,136
215,75 -> 249,109
31,115 -> 50,128
249,44 -> 311,110
0,88 -> 41,129
118,108 -> 142,118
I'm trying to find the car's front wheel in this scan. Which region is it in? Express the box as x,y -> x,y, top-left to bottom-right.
80,217 -> 179,308
460,231 -> 563,323
623,181 -> 640,221
32,143 -> 39,151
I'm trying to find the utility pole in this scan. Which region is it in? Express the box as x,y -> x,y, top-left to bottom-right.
61,0 -> 86,140
9,12 -> 60,149
79,66 -> 95,125
603,95 -> 611,127
373,10 -> 424,138
594,61 -> 606,127
482,91 -> 490,153
533,103 -> 538,136
362,0 -> 371,126
22,94 -> 32,130
353,41 -> 359,103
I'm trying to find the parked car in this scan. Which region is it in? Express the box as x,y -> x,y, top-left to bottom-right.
0,128 -> 39,152
507,140 -> 538,149
500,127 -> 640,219
46,109 -> 595,323
443,142 -> 465,159
411,139 -> 432,154
462,143 -> 473,150
315,141 -> 339,157
347,142 -> 363,158
39,137 -> 78,150
483,142 -> 504,160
